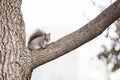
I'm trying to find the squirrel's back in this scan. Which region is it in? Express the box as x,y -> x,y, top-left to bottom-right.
28,30 -> 45,45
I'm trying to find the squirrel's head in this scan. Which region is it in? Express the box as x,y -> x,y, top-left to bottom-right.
42,33 -> 50,48
44,33 -> 50,41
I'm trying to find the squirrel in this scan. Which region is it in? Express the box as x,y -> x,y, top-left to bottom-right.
28,30 -> 50,51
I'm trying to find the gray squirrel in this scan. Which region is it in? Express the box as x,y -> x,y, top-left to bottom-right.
28,30 -> 50,51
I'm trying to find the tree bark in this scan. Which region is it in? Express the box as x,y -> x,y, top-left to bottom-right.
0,0 -> 32,80
0,0 -> 120,80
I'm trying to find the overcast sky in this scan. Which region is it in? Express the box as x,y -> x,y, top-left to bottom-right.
21,0 -> 119,80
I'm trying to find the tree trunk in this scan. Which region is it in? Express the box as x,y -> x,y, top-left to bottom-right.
0,0 -> 32,80
0,0 -> 120,80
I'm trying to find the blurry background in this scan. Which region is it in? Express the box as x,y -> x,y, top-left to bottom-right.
21,0 -> 120,80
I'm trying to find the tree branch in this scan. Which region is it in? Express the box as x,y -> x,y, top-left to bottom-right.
31,0 -> 120,69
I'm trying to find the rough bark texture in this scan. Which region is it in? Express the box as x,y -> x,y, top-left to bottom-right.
0,0 -> 120,80
0,0 -> 32,80
31,0 -> 120,69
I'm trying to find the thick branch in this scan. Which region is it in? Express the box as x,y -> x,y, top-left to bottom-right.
31,0 -> 120,69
